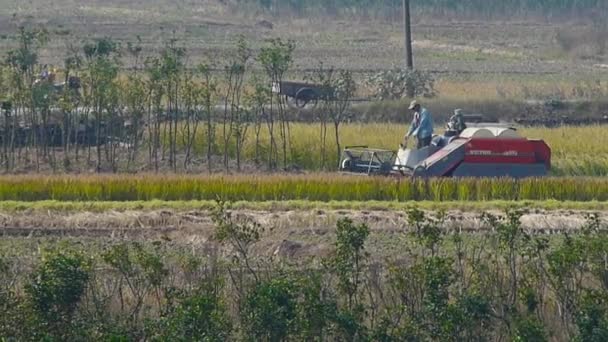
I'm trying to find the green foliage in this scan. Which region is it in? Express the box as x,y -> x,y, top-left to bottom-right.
0,254 -> 23,339
257,38 -> 295,82
367,68 -> 436,100
154,283 -> 232,341
334,70 -> 357,101
389,208 -> 494,341
242,277 -> 298,342
1,211 -> 608,340
211,199 -> 264,258
574,290 -> 608,342
5,27 -> 48,73
27,248 -> 91,318
332,218 -> 369,306
101,241 -> 169,339
331,306 -> 369,341
26,247 -> 92,339
483,209 -> 529,253
294,272 -> 337,340
328,218 -> 370,340
83,38 -> 118,59
545,214 -> 608,340
407,207 -> 444,253
256,37 -> 296,169
103,242 -> 168,288
448,293 -> 492,340
512,315 -> 548,342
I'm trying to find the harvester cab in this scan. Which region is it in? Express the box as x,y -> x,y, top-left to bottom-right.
339,125 -> 551,178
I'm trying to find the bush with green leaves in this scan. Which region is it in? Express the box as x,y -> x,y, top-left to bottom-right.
242,276 -> 298,341
153,282 -> 232,341
511,315 -> 549,342
293,272 -> 338,340
0,207 -> 607,341
329,218 -> 370,340
25,247 -> 92,339
367,68 -> 436,100
574,290 -> 608,342
0,254 -> 23,339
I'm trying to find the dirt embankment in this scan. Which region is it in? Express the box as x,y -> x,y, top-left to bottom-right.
0,209 -> 603,259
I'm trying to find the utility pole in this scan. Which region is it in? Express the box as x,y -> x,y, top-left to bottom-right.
403,0 -> 413,70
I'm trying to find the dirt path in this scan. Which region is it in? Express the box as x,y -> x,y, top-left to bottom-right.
0,208 -> 603,258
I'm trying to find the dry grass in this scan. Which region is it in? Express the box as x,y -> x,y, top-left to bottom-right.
435,79 -> 608,101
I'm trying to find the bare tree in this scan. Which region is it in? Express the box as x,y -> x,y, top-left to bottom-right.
329,71 -> 356,167
181,69 -> 202,170
59,44 -> 83,171
144,57 -> 164,173
246,74 -> 271,166
198,64 -> 217,173
221,37 -> 250,171
82,38 -> 120,172
160,38 -> 186,172
257,38 -> 295,170
309,63 -> 333,170
5,27 -> 49,171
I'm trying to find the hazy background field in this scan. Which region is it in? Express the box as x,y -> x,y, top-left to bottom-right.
1,0 -> 608,102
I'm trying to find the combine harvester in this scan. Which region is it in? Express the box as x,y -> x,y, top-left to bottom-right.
339,125 -> 551,178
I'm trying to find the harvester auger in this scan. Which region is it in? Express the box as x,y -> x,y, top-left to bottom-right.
339,125 -> 551,178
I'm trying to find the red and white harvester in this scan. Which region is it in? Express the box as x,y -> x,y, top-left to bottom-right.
339,125 -> 551,178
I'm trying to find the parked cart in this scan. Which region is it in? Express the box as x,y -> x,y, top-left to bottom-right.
272,81 -> 334,108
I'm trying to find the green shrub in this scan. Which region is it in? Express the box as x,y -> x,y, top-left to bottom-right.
575,291 -> 608,342
26,247 -> 92,339
512,315 -> 548,342
153,283 -> 232,341
1,210 -> 608,340
242,277 -> 298,342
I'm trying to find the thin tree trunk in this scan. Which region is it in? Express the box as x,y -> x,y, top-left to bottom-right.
334,121 -> 341,169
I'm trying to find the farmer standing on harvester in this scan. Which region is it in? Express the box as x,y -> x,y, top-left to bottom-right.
402,100 -> 434,149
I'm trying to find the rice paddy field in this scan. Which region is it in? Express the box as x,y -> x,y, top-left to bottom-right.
0,122 -> 605,243
261,124 -> 608,176
156,123 -> 608,176
0,174 -> 605,202
2,2 -> 608,341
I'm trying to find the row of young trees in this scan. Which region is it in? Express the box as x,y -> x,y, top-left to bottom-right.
1,207 -> 608,340
0,27 -> 356,173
